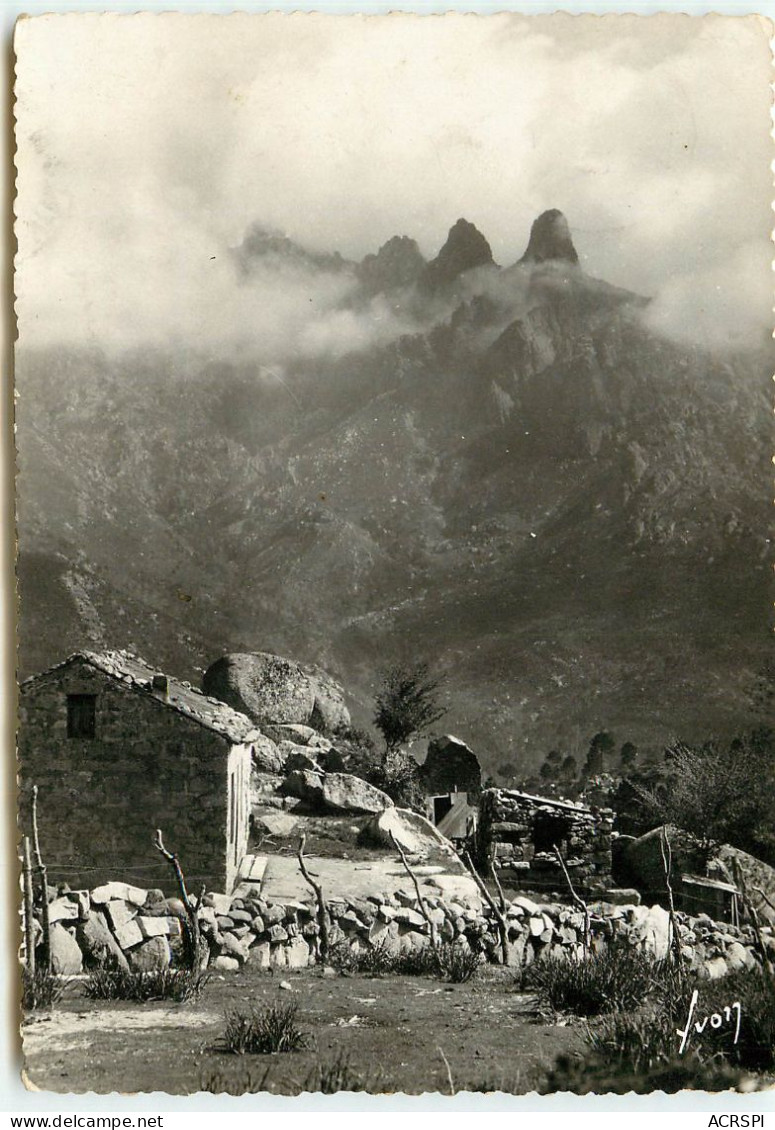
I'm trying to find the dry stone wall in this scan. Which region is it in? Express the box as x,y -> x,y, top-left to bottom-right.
30,875 -> 769,981
478,788 -> 614,893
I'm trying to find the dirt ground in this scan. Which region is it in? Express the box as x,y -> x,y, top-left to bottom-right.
21,966 -> 582,1096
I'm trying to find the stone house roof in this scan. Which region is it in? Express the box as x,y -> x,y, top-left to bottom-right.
499,788 -> 597,821
21,649 -> 260,745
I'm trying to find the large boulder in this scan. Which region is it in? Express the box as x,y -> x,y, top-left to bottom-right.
127,936 -> 171,973
714,844 -> 775,926
321,773 -> 394,815
48,922 -> 84,975
620,825 -> 706,896
252,733 -> 286,774
281,769 -> 325,804
75,910 -> 130,970
202,652 -> 350,733
361,807 -> 456,857
421,735 -> 482,798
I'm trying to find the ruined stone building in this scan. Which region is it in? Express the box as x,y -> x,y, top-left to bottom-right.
478,788 -> 614,893
18,651 -> 257,893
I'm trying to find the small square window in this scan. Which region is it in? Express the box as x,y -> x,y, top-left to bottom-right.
67,694 -> 96,739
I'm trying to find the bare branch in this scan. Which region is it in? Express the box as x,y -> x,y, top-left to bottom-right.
437,1046 -> 455,1096
462,849 -> 510,966
31,786 -> 51,972
552,843 -> 590,954
297,834 -> 329,962
659,826 -> 683,966
389,830 -> 438,952
152,829 -> 204,969
22,837 -> 36,977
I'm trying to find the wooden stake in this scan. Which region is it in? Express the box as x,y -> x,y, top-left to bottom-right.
552,843 -> 590,954
389,830 -> 439,953
659,826 -> 683,966
297,834 -> 329,962
153,829 -> 204,969
732,858 -> 774,975
462,849 -> 511,966
22,837 -> 36,977
31,787 -> 51,972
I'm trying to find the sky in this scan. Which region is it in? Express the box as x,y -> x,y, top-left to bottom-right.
14,12 -> 774,354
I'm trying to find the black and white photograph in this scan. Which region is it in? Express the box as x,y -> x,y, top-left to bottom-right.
12,10 -> 775,1099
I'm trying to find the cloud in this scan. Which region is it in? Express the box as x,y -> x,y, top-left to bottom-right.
14,13 -> 772,355
643,241 -> 773,351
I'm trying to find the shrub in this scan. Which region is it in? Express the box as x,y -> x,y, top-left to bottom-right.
220,1002 -> 309,1055
84,963 -> 209,1003
373,662 -> 447,753
541,1046 -> 758,1095
654,964 -> 775,1073
539,960 -> 775,1093
521,942 -> 657,1017
21,967 -> 66,1011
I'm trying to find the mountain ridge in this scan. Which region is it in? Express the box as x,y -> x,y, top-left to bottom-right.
15,211 -> 773,774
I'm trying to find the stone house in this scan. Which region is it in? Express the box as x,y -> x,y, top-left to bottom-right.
477,787 -> 613,893
18,651 -> 258,894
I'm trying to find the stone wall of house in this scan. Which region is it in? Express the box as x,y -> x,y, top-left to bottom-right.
31,876 -> 769,981
478,788 -> 614,893
18,660 -> 243,894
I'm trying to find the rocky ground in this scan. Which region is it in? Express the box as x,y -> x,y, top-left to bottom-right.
21,965 -> 581,1096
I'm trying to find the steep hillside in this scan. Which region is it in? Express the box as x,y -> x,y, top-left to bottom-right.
15,212 -> 773,772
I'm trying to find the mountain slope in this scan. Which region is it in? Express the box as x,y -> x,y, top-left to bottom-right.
15,212 -> 773,772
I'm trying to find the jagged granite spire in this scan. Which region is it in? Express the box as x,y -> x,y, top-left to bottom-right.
358,235 -> 426,294
422,218 -> 495,290
520,209 -> 579,266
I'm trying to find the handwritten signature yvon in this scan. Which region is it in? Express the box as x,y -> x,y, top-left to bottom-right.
676,988 -> 741,1054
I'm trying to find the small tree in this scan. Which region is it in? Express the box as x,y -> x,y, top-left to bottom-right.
585,731 -> 615,776
620,741 -> 638,771
373,662 -> 447,756
638,731 -> 775,864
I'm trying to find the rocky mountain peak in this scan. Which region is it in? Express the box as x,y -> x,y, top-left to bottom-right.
422,218 -> 495,290
357,235 -> 426,294
519,209 -> 579,266
234,223 -> 349,276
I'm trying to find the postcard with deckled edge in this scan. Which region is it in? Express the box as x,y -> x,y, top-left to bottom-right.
12,10 -> 775,1101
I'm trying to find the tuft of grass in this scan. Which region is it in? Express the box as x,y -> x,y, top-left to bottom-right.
328,939 -> 398,976
435,941 -> 483,984
84,963 -> 209,1003
540,1046 -> 760,1095
220,1002 -> 309,1055
21,967 -> 67,1012
302,1050 -> 383,1094
520,942 -> 657,1017
540,960 -> 775,1093
328,938 -> 482,982
199,1065 -> 272,1094
654,963 -> 775,1073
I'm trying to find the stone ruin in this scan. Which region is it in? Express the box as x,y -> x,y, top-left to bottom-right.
477,787 -> 614,894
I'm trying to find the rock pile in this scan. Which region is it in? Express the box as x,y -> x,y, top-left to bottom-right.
33,878 -> 770,981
